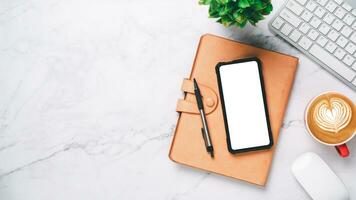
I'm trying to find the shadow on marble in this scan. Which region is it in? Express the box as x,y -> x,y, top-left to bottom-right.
217,25 -> 301,56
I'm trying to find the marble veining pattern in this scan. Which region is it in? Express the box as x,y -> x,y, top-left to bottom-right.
0,0 -> 355,199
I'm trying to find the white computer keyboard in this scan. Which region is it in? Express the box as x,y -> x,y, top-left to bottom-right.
269,0 -> 356,91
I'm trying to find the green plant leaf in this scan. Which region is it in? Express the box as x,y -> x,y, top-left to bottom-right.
217,0 -> 229,4
253,1 -> 266,10
238,0 -> 250,8
261,3 -> 273,14
218,4 -> 232,15
199,0 -> 211,5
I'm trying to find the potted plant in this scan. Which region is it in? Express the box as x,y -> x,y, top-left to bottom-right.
199,0 -> 273,28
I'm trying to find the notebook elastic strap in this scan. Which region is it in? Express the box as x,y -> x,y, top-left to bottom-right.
176,78 -> 218,115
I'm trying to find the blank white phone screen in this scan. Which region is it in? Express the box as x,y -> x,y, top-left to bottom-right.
219,61 -> 270,150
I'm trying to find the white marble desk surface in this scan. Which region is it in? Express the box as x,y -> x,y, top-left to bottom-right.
0,0 -> 355,199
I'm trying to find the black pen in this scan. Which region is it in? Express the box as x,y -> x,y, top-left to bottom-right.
193,78 -> 214,158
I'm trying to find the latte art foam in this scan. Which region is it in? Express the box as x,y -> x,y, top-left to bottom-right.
313,97 -> 352,133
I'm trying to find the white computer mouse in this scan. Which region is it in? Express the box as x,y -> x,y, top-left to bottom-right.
291,152 -> 349,200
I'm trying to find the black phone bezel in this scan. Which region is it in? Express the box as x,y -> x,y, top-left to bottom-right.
215,57 -> 274,154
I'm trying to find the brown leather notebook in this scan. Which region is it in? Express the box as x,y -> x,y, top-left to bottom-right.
169,34 -> 298,186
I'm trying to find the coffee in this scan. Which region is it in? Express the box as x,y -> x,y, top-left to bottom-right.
306,92 -> 356,144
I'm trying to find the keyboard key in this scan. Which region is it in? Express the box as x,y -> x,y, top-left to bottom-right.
343,54 -> 355,66
280,9 -> 302,27
326,41 -> 337,52
342,3 -> 352,11
272,17 -> 285,29
332,19 -> 344,31
334,0 -> 343,5
319,23 -> 330,34
350,32 -> 356,43
341,26 -> 353,37
343,14 -> 355,25
327,30 -> 340,41
334,48 -> 346,59
301,10 -> 313,21
317,35 -> 328,46
325,1 -> 338,12
353,9 -> 356,16
314,6 -> 326,18
289,30 -> 302,42
298,36 -> 313,49
306,0 -> 318,11
335,7 -> 347,19
316,0 -> 328,6
296,0 -> 307,5
308,29 -> 319,40
352,20 -> 356,29
345,42 -> 356,54
287,0 -> 304,15
299,23 -> 311,33
323,13 -> 336,24
309,44 -> 356,81
310,17 -> 321,28
281,23 -> 293,35
336,36 -> 348,47
352,78 -> 356,86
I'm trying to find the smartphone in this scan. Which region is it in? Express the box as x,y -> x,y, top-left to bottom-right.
216,58 -> 273,154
